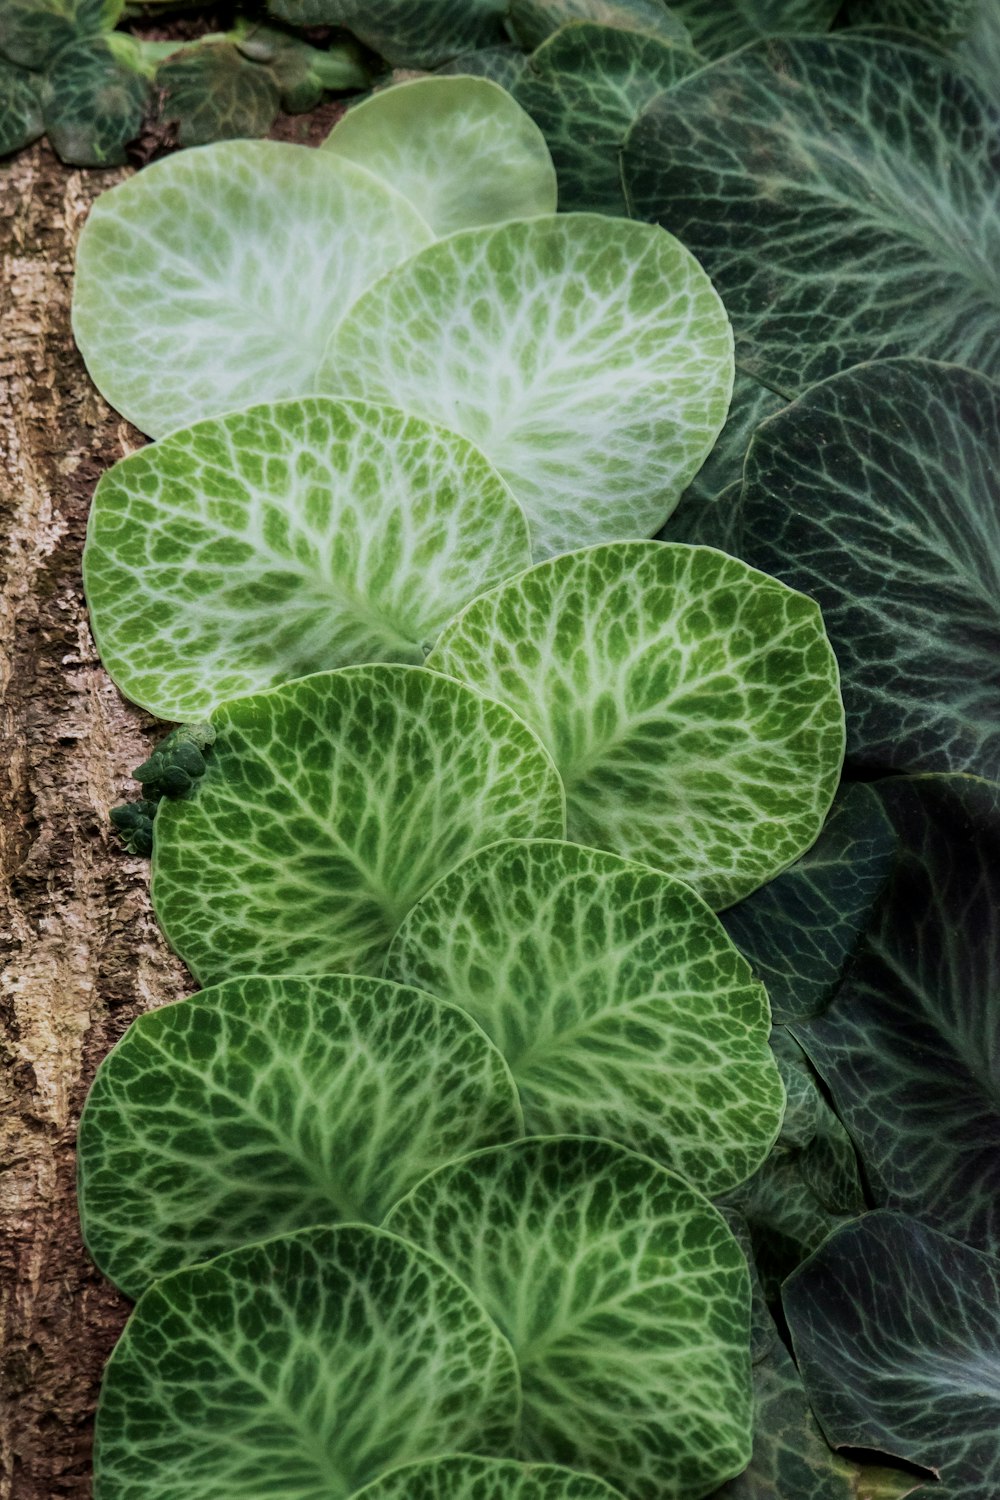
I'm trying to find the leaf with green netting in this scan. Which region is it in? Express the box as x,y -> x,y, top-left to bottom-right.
385,838 -> 783,1194
322,77 -> 556,236
730,359 -> 1000,778
623,37 -> 1000,393
956,0 -> 1000,101
157,40 -> 281,146
784,1211 -> 1000,1499
506,0 -> 691,48
792,774 -> 1000,1259
0,0 -> 122,68
661,370 -> 785,525
386,1137 -> 753,1500
83,396 -> 531,722
93,1224 -> 521,1500
78,973 -> 523,1298
669,0 -> 838,57
427,541 -> 845,909
320,215 -> 733,560
719,783 -> 897,1023
151,664 -> 565,983
265,0 -> 507,66
42,34 -> 149,166
437,44 -> 531,86
0,61 -> 43,154
846,0 -> 975,40
511,23 -> 700,213
72,139 -> 431,439
355,1456 -> 627,1499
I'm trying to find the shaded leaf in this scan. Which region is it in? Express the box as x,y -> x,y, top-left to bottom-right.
42,35 -> 149,165
0,0 -> 122,69
234,25 -> 370,112
0,61 -> 43,155
355,1458 -> 627,1499
506,0 -> 691,48
157,39 -> 280,146
662,368 -> 785,522
671,0 -> 839,58
437,43 -> 531,86
264,0 -> 507,67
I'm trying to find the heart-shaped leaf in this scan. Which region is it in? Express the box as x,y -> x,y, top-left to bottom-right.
427,541 -> 845,908
72,139 -> 432,438
151,665 -> 565,982
83,396 -> 531,721
385,838 -> 784,1194
386,1136 -> 753,1500
93,1225 -> 521,1499
319,214 -> 733,560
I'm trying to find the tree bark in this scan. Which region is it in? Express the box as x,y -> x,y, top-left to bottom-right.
0,141 -> 193,1500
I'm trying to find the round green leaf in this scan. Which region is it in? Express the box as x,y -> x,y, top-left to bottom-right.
355,1457 -> 626,1499
385,838 -> 784,1194
157,40 -> 281,146
83,396 -> 531,721
623,36 -> 1000,393
72,139 -> 432,438
93,1224 -> 521,1500
78,973 -> 524,1299
322,76 -> 557,236
42,36 -> 149,166
0,0 -> 123,68
151,664 -> 566,982
427,542 -> 845,908
319,215 -> 734,560
385,1137 -> 753,1500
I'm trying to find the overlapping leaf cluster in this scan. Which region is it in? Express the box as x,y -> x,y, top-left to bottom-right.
65,4 -> 1000,1498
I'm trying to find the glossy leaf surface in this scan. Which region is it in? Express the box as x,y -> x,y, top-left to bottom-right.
428,542 -> 845,908
83,397 -> 530,720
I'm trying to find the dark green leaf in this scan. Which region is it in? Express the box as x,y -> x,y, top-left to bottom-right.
264,0 -> 507,67
234,25 -> 370,112
784,1211 -> 1000,1499
0,61 -> 43,155
0,0 -> 122,69
506,0 -> 691,49
42,35 -> 149,165
512,22 -> 700,212
670,0 -> 838,58
437,44 -> 530,87
846,0 -> 975,42
662,368 -> 786,523
794,774 -> 1000,1258
623,36 -> 1000,393
732,359 -> 1000,778
158,40 -> 280,146
720,783 -> 897,1022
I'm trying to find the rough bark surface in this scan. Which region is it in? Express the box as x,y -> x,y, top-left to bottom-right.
0,141 -> 194,1500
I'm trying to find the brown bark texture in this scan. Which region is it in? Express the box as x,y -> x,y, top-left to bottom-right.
0,141 -> 194,1500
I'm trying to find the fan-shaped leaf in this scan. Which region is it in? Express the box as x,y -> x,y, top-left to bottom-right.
322,77 -> 556,235
83,397 -> 531,721
319,215 -> 733,560
623,36 -> 1000,393
151,665 -> 565,983
386,1137 -> 753,1500
427,541 -> 845,908
385,838 -> 783,1193
78,973 -> 523,1298
72,139 -> 432,438
355,1456 -> 626,1499
93,1225 -> 521,1500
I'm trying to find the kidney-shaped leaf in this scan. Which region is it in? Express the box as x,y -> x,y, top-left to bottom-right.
322,76 -> 557,235
386,1137 -> 752,1499
623,36 -> 1000,393
78,973 -> 523,1299
151,665 -> 566,983
355,1456 -> 626,1499
385,838 -> 783,1194
427,542 -> 845,908
72,139 -> 432,438
784,1211 -> 1000,1500
93,1224 -> 521,1500
733,359 -> 1000,779
83,396 -> 531,721
319,214 -> 733,560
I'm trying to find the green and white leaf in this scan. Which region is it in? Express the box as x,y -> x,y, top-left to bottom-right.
386,1137 -> 753,1500
0,62 -> 43,155
322,77 -> 557,236
512,23 -> 700,213
437,44 -> 531,88
427,541 -> 845,909
506,0 -> 691,49
264,0 -> 507,66
78,973 -> 524,1299
731,359 -> 1000,778
784,1211 -> 1000,1500
660,368 -> 785,524
93,1225 -> 521,1500
42,35 -> 149,166
151,664 -> 565,983
319,215 -> 734,560
83,396 -> 531,721
623,36 -> 1000,393
355,1456 -> 627,1500
669,0 -> 838,58
385,838 -> 783,1194
0,0 -> 123,68
792,774 -> 1000,1259
720,783 -> 897,1023
72,139 -> 432,439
